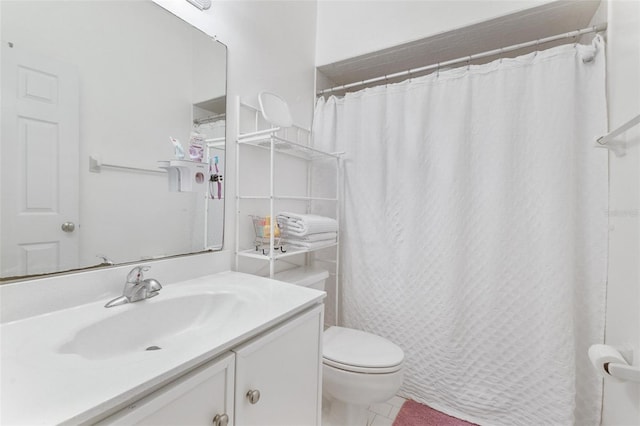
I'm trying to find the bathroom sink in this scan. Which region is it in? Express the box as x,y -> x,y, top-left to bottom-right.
58,292 -> 243,360
2,272 -> 326,425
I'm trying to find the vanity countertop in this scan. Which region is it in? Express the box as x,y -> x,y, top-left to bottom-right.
0,271 -> 325,425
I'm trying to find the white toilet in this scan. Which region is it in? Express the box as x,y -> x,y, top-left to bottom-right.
274,267 -> 404,426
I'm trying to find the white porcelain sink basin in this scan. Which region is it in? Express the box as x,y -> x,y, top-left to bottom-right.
58,292 -> 243,360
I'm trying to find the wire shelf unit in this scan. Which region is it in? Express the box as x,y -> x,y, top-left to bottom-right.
234,96 -> 343,324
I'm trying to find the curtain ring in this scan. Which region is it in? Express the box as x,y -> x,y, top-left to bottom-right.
467,56 -> 472,71
499,48 -> 504,64
436,63 -> 440,78
534,40 -> 539,57
407,69 -> 413,82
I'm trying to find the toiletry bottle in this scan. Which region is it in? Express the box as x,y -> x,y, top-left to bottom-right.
263,216 -> 280,238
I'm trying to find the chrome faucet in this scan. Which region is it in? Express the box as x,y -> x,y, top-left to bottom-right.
104,265 -> 163,308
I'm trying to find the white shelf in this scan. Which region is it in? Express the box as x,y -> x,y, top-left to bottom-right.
238,195 -> 338,202
237,243 -> 338,261
237,132 -> 341,161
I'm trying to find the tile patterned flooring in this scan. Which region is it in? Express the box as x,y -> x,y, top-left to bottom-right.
366,395 -> 408,426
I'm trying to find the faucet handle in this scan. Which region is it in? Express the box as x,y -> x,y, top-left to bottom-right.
144,278 -> 162,293
126,265 -> 151,283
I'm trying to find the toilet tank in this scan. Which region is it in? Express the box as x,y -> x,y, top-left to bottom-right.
273,266 -> 329,291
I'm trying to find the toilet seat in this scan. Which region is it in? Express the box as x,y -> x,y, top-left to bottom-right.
323,327 -> 404,374
323,357 -> 402,374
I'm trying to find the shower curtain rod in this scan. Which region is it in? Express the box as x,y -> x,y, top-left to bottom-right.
317,23 -> 608,96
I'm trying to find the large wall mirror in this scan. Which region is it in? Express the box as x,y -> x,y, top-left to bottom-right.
0,1 -> 227,281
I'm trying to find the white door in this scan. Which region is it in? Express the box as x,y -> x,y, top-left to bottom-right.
1,44 -> 80,277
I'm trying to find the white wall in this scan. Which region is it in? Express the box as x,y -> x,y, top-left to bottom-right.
315,0 -> 553,65
0,0 -> 319,319
154,0 -> 319,279
2,0 -> 318,273
602,1 -> 640,424
1,1 -> 220,267
155,0 -> 318,126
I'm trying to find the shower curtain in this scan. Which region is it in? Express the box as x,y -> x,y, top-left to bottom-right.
313,37 -> 607,426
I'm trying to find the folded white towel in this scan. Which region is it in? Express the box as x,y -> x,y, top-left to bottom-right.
282,232 -> 337,242
277,212 -> 337,236
280,224 -> 334,238
285,239 -> 337,250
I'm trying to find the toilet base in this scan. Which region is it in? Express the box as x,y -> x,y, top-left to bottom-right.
323,397 -> 368,426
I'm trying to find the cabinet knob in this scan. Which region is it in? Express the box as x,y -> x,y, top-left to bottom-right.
61,221 -> 76,233
246,389 -> 261,404
212,413 -> 229,426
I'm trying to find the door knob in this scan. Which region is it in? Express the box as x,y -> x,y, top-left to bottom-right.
246,389 -> 261,404
212,413 -> 229,426
61,222 -> 75,232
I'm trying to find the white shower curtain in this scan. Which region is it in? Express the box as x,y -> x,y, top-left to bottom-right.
313,37 -> 608,426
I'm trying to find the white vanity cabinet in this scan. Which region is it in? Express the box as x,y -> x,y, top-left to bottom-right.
97,352 -> 235,426
233,304 -> 323,426
97,305 -> 323,426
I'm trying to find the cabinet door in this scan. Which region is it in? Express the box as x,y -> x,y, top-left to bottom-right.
233,305 -> 323,426
97,352 -> 235,426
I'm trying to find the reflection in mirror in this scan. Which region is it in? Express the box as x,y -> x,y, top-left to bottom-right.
0,1 -> 226,280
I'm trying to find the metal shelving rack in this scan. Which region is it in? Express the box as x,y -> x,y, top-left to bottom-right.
234,97 -> 342,321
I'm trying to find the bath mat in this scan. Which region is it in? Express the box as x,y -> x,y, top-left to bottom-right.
392,400 -> 477,426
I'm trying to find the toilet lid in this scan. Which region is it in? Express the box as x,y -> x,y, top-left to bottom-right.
323,327 -> 404,372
